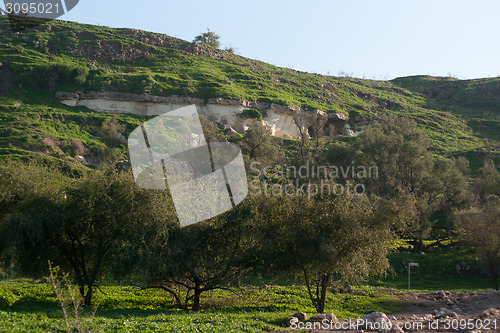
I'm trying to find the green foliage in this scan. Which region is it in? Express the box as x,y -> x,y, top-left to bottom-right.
193,29 -> 220,49
97,117 -> 126,147
139,201 -> 256,311
372,243 -> 492,292
1,163 -> 175,305
0,16 -> 497,154
455,198 -> 500,290
19,61 -> 89,91
238,109 -> 267,120
240,123 -> 283,166
250,193 -> 397,313
357,115 -> 470,252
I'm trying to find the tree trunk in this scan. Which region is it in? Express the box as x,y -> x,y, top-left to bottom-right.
84,285 -> 93,306
316,273 -> 330,313
487,251 -> 499,291
412,236 -> 424,254
192,285 -> 201,311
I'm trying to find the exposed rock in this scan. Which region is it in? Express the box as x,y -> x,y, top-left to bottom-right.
478,309 -> 494,319
434,307 -> 457,318
325,312 -> 338,323
282,316 -> 299,327
309,314 -> 326,322
56,92 -> 357,140
361,312 -> 392,330
292,311 -> 307,321
314,109 -> 327,117
389,326 -> 404,333
328,112 -> 349,121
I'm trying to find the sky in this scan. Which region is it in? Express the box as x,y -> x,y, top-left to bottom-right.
20,0 -> 500,79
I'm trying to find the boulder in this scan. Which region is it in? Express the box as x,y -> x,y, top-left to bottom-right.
292,311 -> 307,321
361,312 -> 392,330
309,314 -> 326,322
282,316 -> 299,327
328,112 -> 349,121
325,312 -> 338,323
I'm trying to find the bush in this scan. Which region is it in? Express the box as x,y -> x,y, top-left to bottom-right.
238,109 -> 267,120
20,62 -> 89,90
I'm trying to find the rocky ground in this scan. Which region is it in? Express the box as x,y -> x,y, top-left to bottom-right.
280,290 -> 500,332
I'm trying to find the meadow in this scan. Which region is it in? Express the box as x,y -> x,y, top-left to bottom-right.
0,245 -> 493,332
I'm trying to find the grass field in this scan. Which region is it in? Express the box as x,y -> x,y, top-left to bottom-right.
0,245 -> 494,332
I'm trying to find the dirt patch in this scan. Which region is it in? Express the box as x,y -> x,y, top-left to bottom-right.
284,290 -> 500,333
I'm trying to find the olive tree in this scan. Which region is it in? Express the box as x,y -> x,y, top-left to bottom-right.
455,198 -> 500,290
138,200 -> 256,311
253,191 -> 398,313
359,115 -> 469,252
2,165 -> 174,305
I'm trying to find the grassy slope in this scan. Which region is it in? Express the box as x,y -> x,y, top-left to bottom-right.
0,15 -> 499,166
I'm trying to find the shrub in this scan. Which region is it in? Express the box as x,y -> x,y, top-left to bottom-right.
21,62 -> 89,90
238,109 -> 267,120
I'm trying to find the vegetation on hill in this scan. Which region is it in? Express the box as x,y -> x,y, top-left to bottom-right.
0,15 -> 499,332
0,16 -> 499,159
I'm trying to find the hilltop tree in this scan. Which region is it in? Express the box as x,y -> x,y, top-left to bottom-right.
193,29 -> 220,49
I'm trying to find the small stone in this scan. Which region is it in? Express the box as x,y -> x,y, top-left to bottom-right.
478,310 -> 490,319
390,326 -> 405,333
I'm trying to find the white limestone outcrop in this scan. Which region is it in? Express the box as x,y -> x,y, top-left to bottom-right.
56,92 -> 355,138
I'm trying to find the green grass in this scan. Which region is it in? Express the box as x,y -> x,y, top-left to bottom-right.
370,242 -> 493,292
0,243 -> 496,332
1,16 -> 499,159
0,279 -> 404,332
0,91 -> 151,171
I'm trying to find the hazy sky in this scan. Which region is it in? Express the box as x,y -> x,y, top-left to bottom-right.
43,0 -> 500,79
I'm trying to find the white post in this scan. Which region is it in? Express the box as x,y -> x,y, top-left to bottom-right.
408,262 -> 419,291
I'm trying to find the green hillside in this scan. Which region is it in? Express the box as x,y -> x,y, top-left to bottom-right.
0,15 -> 499,167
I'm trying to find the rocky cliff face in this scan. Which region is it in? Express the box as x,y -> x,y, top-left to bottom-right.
56,92 -> 360,139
